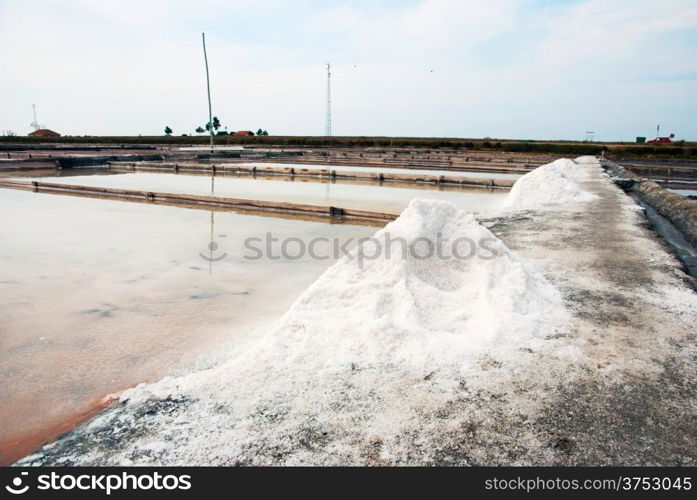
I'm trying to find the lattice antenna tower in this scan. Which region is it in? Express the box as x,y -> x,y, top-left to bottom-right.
325,63 -> 332,136
31,104 -> 41,131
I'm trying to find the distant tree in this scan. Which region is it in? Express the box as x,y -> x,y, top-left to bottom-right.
164,126 -> 172,136
248,131 -> 255,136
195,126 -> 205,134
203,117 -> 222,132
262,130 -> 269,136
181,133 -> 188,137
256,128 -> 263,136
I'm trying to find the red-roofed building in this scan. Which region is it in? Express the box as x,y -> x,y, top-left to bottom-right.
646,136 -> 673,144
28,129 -> 61,138
235,130 -> 254,136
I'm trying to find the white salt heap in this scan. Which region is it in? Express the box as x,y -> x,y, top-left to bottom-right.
504,158 -> 598,209
224,199 -> 565,372
30,199 -> 570,465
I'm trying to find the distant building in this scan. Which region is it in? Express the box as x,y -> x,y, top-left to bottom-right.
28,129 -> 61,138
646,136 -> 673,144
234,130 -> 254,136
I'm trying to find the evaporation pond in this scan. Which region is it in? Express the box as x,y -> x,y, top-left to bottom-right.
668,188 -> 697,197
0,188 -> 375,463
22,171 -> 508,214
231,162 -> 524,181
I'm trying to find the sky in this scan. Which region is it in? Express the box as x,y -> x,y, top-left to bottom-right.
1,0 -> 696,141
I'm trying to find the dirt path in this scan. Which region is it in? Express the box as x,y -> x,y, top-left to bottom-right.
477,163 -> 696,465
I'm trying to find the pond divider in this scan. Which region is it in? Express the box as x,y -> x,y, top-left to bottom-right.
607,159 -> 697,181
0,179 -> 397,225
107,161 -> 515,189
603,159 -> 697,249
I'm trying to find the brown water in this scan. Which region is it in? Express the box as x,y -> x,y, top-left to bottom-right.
0,189 -> 376,463
0,172 -> 507,463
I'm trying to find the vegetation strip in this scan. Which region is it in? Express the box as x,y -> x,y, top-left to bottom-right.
3,136 -> 696,159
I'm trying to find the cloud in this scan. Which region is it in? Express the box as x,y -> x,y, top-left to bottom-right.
531,0 -> 697,79
0,0 -> 695,139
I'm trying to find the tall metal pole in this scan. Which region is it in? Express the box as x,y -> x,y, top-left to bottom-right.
202,33 -> 214,153
326,63 -> 332,137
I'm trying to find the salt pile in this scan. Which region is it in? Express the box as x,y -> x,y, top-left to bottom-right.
20,200 -> 570,466
504,158 -> 598,209
228,199 -> 565,372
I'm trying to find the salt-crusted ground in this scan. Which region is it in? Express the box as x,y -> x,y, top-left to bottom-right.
17,158 -> 696,466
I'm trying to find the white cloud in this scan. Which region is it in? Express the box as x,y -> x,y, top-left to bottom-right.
0,0 -> 695,139
531,0 -> 697,78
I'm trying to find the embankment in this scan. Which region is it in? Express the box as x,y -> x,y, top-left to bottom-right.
603,160 -> 697,249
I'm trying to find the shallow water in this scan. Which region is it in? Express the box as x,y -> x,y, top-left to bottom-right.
0,172 -> 508,462
22,171 -> 508,215
0,189 -> 375,463
231,162 -> 524,180
667,188 -> 697,197
631,193 -> 697,277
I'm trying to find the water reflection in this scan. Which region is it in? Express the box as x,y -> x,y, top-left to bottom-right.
230,162 -> 524,180
20,171 -> 508,215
